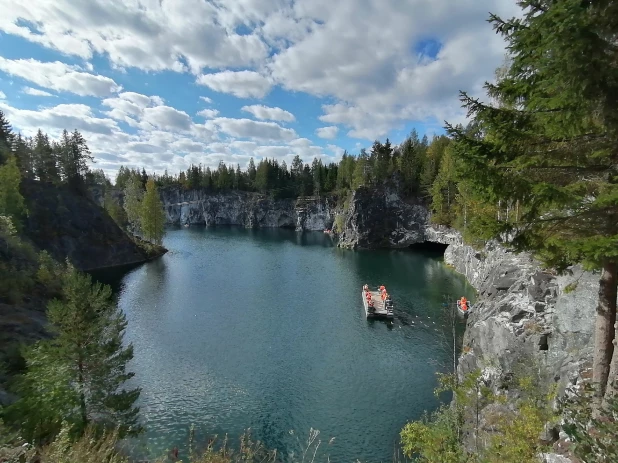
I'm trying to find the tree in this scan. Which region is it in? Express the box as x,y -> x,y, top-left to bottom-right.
123,175 -> 144,235
8,266 -> 141,441
104,190 -> 127,228
140,178 -> 165,245
0,155 -> 27,227
33,130 -> 60,184
57,129 -> 93,189
0,110 -> 14,165
430,146 -> 458,226
447,0 -> 618,405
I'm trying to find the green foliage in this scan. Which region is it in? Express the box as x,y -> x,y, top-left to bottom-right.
0,155 -> 27,228
104,189 -> 127,228
402,367 -> 558,463
447,0 -> 618,273
7,266 -> 141,442
562,383 -> 618,463
0,215 -> 38,303
36,250 -> 64,294
140,178 -> 166,245
123,175 -> 144,234
401,405 -> 467,463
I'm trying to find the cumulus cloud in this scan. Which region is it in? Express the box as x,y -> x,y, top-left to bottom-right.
315,126 -> 338,139
241,104 -> 295,122
197,108 -> 220,118
0,91 -> 5,99
141,106 -> 192,132
197,71 -> 272,98
0,0 -> 268,74
0,57 -> 121,97
22,87 -> 55,97
207,117 -> 296,141
0,102 -> 119,136
199,96 -> 213,103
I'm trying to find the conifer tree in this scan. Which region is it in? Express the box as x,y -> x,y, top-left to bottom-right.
0,110 -> 14,165
14,134 -> 34,179
140,178 -> 165,245
0,155 -> 27,227
33,130 -> 60,184
8,266 -> 141,441
447,0 -> 618,403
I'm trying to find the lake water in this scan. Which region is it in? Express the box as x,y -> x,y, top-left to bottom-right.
111,227 -> 474,462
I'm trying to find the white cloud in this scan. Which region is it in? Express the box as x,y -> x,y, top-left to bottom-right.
0,102 -> 119,136
0,0 -> 269,74
22,87 -> 55,97
197,71 -> 272,98
315,126 -> 338,139
0,91 -> 5,99
141,106 -> 192,132
207,117 -> 296,141
241,104 -> 295,122
199,96 -> 213,104
197,108 -> 220,118
0,57 -> 120,97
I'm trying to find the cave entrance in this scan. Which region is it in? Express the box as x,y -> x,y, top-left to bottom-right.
408,241 -> 449,257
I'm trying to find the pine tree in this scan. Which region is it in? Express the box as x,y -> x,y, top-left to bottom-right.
8,266 -> 141,441
123,175 -> 144,235
140,178 -> 165,245
447,0 -> 618,404
33,130 -> 60,184
0,110 -> 14,165
58,129 -> 93,189
0,155 -> 27,227
14,134 -> 34,179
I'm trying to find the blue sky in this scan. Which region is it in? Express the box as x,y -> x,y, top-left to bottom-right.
0,0 -> 518,177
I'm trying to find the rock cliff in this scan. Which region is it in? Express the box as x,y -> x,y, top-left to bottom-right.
22,180 -> 165,272
336,186 -> 429,249
160,188 -> 336,231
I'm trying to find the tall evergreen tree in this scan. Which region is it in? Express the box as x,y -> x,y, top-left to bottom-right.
0,110 -> 14,165
33,130 -> 60,184
14,134 -> 34,179
140,178 -> 165,245
8,266 -> 141,441
57,129 -> 93,189
447,0 -> 618,404
0,155 -> 27,227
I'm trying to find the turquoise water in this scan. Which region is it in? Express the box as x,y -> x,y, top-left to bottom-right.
112,227 -> 474,461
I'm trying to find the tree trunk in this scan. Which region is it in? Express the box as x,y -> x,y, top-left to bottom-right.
601,261 -> 618,405
593,261 -> 617,406
78,359 -> 88,431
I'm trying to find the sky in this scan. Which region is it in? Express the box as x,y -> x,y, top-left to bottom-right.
0,0 -> 519,178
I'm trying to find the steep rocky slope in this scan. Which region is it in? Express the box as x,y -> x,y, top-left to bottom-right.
22,180 -> 164,271
160,188 -> 337,231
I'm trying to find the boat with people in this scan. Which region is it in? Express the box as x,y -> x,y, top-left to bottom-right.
362,284 -> 394,319
457,296 -> 471,316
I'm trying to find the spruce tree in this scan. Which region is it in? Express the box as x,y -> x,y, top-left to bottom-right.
8,266 -> 141,441
0,155 -> 27,227
140,178 -> 165,245
447,0 -> 618,403
0,110 -> 14,165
